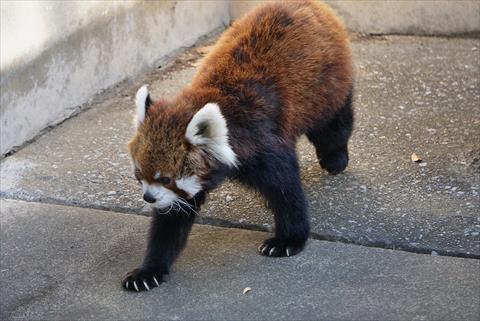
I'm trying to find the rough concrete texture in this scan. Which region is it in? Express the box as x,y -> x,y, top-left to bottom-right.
1,36 -> 479,258
230,1 -> 480,35
0,1 -> 229,155
4,1 -> 480,156
327,0 -> 480,35
1,199 -> 479,321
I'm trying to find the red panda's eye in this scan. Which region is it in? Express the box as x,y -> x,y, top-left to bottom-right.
158,177 -> 171,185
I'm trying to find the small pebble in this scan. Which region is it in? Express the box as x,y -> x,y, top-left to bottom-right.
107,191 -> 117,196
431,251 -> 439,256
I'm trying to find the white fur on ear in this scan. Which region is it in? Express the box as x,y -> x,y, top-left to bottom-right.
185,103 -> 238,167
135,85 -> 149,126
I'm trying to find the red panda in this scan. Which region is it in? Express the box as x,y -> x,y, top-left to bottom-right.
124,0 -> 353,292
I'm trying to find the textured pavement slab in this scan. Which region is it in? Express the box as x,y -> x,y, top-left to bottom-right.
1,36 -> 479,257
1,199 -> 479,321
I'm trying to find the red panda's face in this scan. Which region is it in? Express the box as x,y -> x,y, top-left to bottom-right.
128,121 -> 201,209
128,86 -> 238,210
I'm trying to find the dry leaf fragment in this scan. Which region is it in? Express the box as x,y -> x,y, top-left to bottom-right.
243,287 -> 252,294
411,153 -> 422,163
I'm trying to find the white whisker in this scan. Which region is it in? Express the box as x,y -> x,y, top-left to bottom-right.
178,203 -> 190,216
177,199 -> 193,216
157,203 -> 173,215
177,198 -> 200,216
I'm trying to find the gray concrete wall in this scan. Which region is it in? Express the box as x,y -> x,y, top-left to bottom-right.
2,0 -> 479,156
230,1 -> 480,35
326,0 -> 480,35
1,1 -> 229,155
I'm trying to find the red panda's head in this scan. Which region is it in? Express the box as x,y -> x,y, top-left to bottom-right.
128,85 -> 238,209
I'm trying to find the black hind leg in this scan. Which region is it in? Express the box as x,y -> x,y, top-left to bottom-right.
237,148 -> 310,257
307,90 -> 354,175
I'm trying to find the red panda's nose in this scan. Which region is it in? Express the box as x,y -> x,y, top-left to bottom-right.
143,193 -> 156,203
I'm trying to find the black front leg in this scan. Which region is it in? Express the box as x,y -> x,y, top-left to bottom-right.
123,192 -> 205,292
238,148 -> 310,257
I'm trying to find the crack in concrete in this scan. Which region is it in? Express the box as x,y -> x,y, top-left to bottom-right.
3,196 -> 478,260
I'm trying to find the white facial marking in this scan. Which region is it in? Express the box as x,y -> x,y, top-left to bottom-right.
135,85 -> 149,126
185,103 -> 238,168
154,171 -> 161,180
176,175 -> 202,198
142,180 -> 178,208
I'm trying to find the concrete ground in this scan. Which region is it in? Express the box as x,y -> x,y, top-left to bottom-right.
1,34 -> 480,320
1,35 -> 479,257
1,199 -> 479,320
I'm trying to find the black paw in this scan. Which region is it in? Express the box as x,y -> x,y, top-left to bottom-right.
320,149 -> 348,175
258,237 -> 306,257
122,267 -> 166,292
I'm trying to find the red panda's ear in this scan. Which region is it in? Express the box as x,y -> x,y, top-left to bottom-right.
185,103 -> 238,168
135,85 -> 153,127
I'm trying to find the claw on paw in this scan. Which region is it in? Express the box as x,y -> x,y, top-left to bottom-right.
153,276 -> 160,287
143,280 -> 150,291
133,281 -> 139,292
258,237 -> 305,257
122,268 -> 165,292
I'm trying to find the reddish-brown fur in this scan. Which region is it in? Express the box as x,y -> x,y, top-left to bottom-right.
193,0 -> 352,139
129,0 -> 352,182
123,1 -> 354,291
